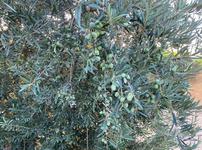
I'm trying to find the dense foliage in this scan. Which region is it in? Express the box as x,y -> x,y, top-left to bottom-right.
0,0 -> 202,149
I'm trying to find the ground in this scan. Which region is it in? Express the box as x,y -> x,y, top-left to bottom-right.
189,72 -> 202,149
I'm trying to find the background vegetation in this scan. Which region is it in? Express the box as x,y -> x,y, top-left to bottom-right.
0,0 -> 202,149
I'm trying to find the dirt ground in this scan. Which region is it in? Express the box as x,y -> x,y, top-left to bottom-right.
189,72 -> 202,149
190,73 -> 202,104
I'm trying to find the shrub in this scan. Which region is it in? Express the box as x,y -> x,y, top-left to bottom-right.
0,0 -> 201,149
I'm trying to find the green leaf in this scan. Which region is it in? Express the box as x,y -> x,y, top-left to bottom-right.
19,84 -> 31,93
121,134 -> 134,141
109,140 -> 118,149
75,5 -> 83,31
134,99 -> 143,110
3,2 -> 16,13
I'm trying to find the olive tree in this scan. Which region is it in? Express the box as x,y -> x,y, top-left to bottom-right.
0,0 -> 202,149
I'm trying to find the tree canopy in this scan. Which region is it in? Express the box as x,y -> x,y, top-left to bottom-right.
0,0 -> 202,149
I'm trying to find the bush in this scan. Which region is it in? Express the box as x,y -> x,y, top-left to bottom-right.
0,0 -> 201,149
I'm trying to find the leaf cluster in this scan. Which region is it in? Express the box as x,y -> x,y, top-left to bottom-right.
0,0 -> 202,149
